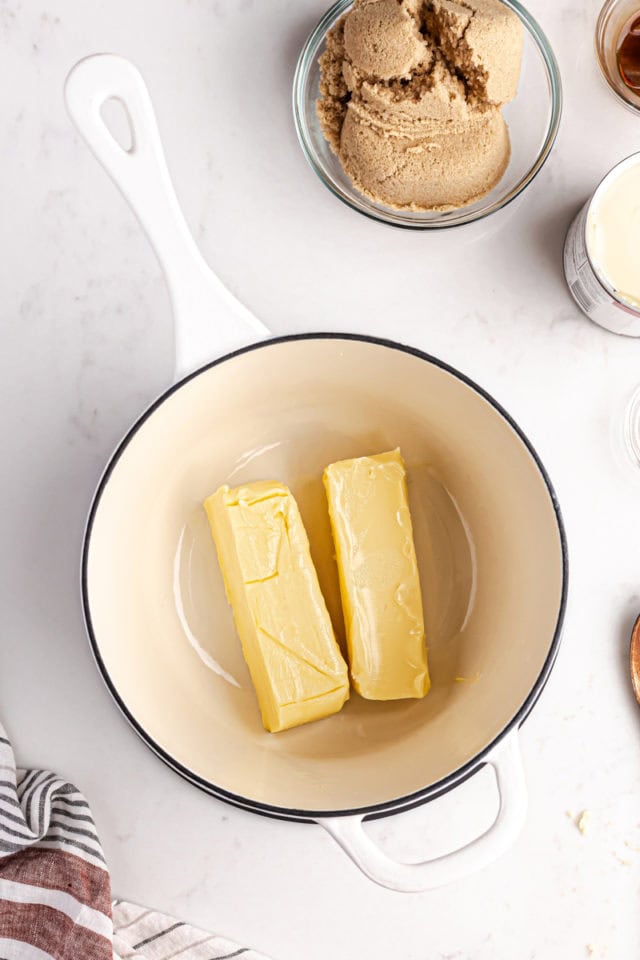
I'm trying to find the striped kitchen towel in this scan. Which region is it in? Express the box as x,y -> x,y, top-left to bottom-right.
112,901 -> 266,959
0,723 -> 112,959
0,723 -> 268,960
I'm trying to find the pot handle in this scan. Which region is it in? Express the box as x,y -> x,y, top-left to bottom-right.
317,729 -> 526,893
64,54 -> 268,381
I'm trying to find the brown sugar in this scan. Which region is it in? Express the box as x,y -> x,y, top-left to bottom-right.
317,0 -> 523,211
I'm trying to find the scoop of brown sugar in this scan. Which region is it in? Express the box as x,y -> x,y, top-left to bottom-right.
317,0 -> 523,211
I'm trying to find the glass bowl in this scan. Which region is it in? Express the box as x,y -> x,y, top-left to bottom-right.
292,0 -> 562,229
596,0 -> 640,115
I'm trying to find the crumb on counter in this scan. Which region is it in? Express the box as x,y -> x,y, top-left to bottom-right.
614,853 -> 632,866
576,810 -> 591,835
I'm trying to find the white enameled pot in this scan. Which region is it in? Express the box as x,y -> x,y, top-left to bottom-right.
65,55 -> 567,893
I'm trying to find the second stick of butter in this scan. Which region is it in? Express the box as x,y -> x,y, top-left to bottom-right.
324,449 -> 430,700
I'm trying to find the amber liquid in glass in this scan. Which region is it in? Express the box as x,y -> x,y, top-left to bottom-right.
617,13 -> 640,92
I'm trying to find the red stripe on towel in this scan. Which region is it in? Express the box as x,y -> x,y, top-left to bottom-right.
0,899 -> 112,960
0,846 -> 111,914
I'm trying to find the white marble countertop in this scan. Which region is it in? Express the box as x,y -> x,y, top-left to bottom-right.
2,0 -> 640,957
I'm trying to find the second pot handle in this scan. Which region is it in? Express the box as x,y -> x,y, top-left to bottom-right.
65,54 -> 268,380
317,730 -> 527,893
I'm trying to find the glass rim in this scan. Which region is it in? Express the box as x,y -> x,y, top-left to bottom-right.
292,0 -> 563,230
595,0 -> 640,116
624,383 -> 640,468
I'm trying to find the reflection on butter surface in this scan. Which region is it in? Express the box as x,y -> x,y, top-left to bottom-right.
204,481 -> 349,732
324,449 -> 430,700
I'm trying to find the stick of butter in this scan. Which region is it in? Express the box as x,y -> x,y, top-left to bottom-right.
324,450 -> 430,700
204,481 -> 349,733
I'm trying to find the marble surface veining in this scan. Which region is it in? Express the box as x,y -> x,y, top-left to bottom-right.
2,1 -> 640,958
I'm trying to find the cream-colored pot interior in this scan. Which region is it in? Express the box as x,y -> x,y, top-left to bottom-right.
84,336 -> 565,815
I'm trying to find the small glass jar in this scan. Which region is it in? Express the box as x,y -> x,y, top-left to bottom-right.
623,386 -> 640,469
596,0 -> 640,114
610,384 -> 640,484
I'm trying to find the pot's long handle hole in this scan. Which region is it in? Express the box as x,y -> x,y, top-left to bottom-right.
317,730 -> 527,893
65,54 -> 268,379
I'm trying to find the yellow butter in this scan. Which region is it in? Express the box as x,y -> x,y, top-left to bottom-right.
324,450 -> 430,700
204,481 -> 349,732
